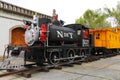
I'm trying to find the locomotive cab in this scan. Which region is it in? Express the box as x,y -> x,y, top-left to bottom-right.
64,24 -> 90,58
64,24 -> 90,47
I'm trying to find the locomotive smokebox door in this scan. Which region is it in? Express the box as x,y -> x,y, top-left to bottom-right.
25,28 -> 39,46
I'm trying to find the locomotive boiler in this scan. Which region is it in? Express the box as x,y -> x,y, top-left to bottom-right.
24,20 -> 78,46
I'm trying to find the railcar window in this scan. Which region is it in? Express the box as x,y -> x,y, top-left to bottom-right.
77,30 -> 81,35
112,29 -> 116,32
96,34 -> 100,39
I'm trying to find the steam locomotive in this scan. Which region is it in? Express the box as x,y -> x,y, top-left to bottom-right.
4,15 -> 120,70
1,11 -> 120,73
22,16 -> 90,65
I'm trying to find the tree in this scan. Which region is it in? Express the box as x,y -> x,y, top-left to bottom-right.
105,1 -> 120,27
76,9 -> 111,29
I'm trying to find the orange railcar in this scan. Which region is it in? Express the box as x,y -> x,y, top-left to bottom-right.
90,27 -> 120,54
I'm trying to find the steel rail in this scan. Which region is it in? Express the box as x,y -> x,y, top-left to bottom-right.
0,67 -> 41,78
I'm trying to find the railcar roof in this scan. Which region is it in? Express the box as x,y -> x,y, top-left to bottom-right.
90,27 -> 120,32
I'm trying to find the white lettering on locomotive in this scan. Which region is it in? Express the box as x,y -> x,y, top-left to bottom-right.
57,31 -> 73,39
57,31 -> 64,38
69,33 -> 73,38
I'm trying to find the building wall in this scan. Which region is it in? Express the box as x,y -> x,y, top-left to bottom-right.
0,11 -> 31,55
0,1 -> 52,55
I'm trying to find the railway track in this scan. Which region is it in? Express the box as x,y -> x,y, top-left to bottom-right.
0,53 -> 117,78
0,59 -> 83,78
0,66 -> 43,78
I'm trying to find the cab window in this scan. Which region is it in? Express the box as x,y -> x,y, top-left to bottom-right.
77,30 -> 81,35
83,29 -> 89,38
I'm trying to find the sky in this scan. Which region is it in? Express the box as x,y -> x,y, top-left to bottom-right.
1,0 -> 119,24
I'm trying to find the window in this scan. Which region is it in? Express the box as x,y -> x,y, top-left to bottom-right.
83,29 -> 89,38
77,30 -> 81,35
112,29 -> 116,32
96,33 -> 100,39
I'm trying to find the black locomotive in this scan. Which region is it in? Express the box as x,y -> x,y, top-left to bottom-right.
2,15 -> 120,71
22,16 -> 90,65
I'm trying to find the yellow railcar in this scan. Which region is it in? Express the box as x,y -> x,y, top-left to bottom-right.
90,27 -> 120,55
90,28 -> 120,49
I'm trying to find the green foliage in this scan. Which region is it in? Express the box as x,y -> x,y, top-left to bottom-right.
105,1 -> 120,27
76,9 -> 111,29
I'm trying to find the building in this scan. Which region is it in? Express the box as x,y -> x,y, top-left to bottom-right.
0,1 -> 52,55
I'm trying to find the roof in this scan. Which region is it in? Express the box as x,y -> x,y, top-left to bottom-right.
64,24 -> 90,29
0,1 -> 52,19
90,27 -> 120,33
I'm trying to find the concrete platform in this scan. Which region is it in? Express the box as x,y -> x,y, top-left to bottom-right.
1,55 -> 120,80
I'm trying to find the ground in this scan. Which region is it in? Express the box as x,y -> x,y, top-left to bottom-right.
1,55 -> 120,80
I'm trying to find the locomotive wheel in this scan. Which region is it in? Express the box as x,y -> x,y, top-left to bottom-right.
78,50 -> 87,62
67,49 -> 75,62
118,49 -> 120,53
79,50 -> 86,57
48,51 -> 60,65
